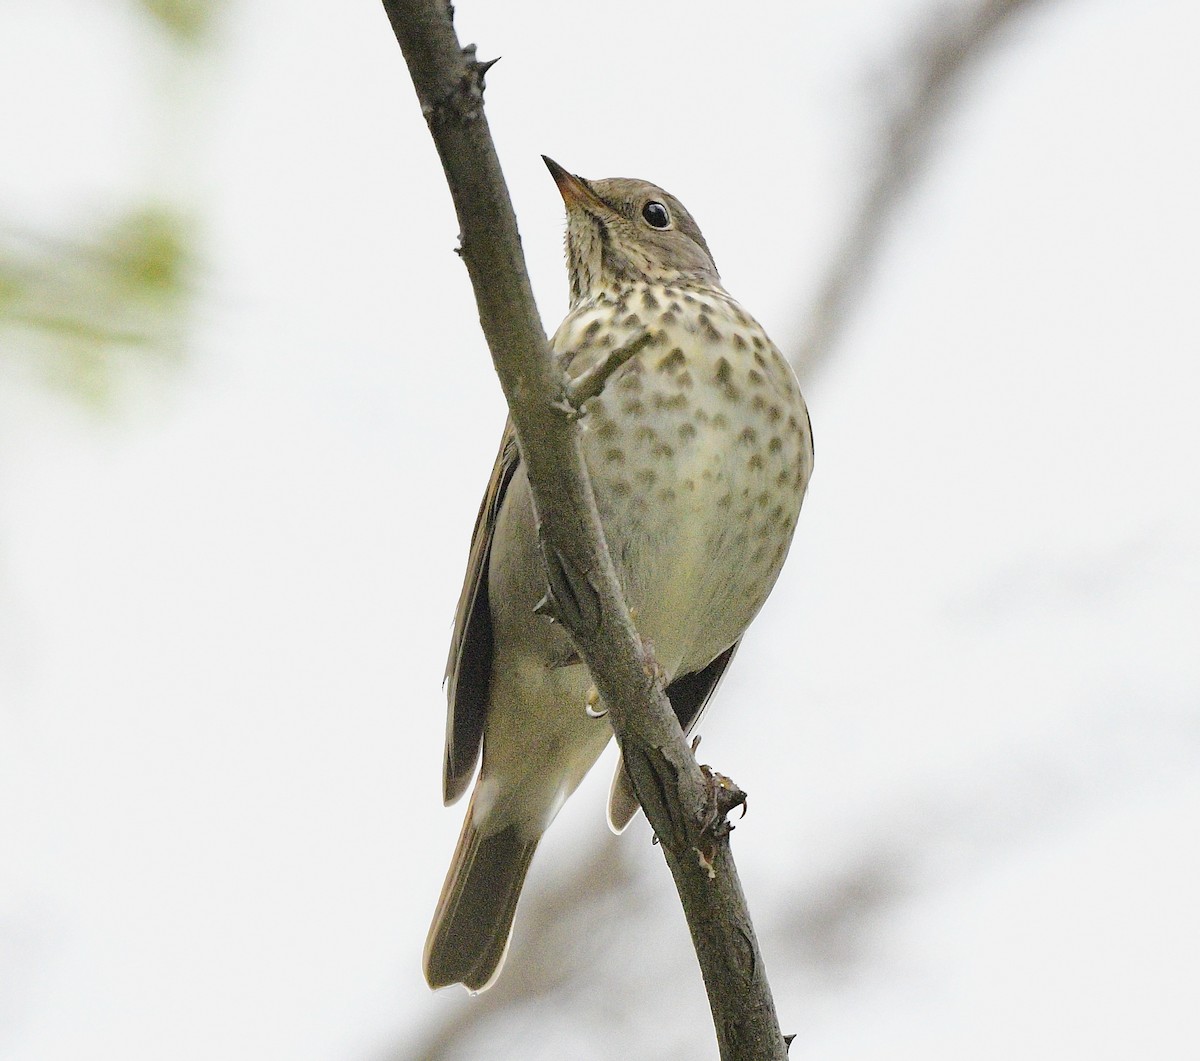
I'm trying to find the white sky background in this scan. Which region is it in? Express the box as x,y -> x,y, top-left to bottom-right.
1,0 -> 1198,1058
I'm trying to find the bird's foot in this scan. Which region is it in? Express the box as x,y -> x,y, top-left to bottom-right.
584,684 -> 608,718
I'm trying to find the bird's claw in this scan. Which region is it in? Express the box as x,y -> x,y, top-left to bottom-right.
584,684 -> 608,718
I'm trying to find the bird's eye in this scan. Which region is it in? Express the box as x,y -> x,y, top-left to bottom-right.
641,201 -> 671,229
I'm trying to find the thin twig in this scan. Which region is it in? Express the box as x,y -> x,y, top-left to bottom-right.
565,332 -> 656,410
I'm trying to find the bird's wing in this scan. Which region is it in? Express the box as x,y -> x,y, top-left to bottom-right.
442,420 -> 521,805
606,640 -> 742,833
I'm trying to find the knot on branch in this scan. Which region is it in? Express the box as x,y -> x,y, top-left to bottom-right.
534,538 -> 601,638
701,764 -> 748,826
692,764 -> 747,879
630,744 -> 687,852
422,44 -> 498,127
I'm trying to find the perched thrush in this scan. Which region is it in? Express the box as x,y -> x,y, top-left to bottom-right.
424,157 -> 814,992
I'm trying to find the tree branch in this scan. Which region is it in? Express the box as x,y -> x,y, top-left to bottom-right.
381,1 -> 787,1056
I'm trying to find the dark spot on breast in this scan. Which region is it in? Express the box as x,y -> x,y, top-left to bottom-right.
753,350 -> 768,369
635,468 -> 656,486
712,412 -> 729,429
747,368 -> 764,386
749,454 -> 765,470
622,313 -> 641,328
605,447 -> 625,464
622,399 -> 645,416
768,436 -> 782,452
699,315 -> 722,343
611,479 -> 632,497
657,348 -> 687,372
739,427 -> 757,446
653,392 -> 687,411
733,333 -> 748,350
660,311 -> 678,327
641,289 -> 660,310
677,370 -> 693,389
678,422 -> 697,442
714,358 -> 741,402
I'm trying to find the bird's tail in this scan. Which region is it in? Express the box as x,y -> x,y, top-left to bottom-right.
423,798 -> 540,992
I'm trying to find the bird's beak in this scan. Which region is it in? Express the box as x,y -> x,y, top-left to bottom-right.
542,155 -> 608,214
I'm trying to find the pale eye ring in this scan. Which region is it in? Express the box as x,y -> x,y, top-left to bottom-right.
641,200 -> 671,229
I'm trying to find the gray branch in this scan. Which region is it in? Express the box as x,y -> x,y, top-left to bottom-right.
381,1 -> 788,1057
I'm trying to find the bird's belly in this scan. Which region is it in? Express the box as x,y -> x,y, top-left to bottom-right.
578,342 -> 807,678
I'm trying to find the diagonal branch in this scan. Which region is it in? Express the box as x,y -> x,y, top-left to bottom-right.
381,1 -> 788,1056
793,0 -> 1045,381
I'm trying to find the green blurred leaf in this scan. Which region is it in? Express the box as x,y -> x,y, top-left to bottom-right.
0,206 -> 196,407
136,0 -> 223,47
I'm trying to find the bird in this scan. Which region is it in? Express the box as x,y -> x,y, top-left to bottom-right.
423,156 -> 813,992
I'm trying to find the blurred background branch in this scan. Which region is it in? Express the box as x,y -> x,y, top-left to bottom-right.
793,0 -> 1045,383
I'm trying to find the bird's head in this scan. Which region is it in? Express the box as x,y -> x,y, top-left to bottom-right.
543,156 -> 720,306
